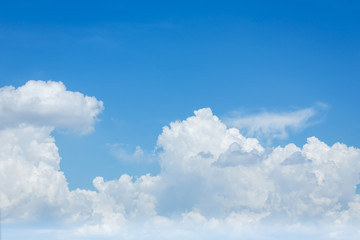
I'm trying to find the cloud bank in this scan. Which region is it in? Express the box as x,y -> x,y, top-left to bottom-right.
0,81 -> 360,239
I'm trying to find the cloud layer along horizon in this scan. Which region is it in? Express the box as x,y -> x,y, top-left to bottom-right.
1,81 -> 360,239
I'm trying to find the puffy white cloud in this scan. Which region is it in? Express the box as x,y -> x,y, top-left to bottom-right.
157,108 -> 264,172
1,82 -> 360,239
0,124 -> 74,223
0,80 -> 103,134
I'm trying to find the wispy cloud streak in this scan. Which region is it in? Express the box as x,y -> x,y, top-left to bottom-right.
224,104 -> 327,141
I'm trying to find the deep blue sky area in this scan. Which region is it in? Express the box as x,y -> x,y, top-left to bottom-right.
0,0 -> 359,190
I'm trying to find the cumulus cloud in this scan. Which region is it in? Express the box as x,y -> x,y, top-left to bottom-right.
0,125 -> 69,221
0,83 -> 359,239
0,80 -> 103,134
224,104 -> 327,141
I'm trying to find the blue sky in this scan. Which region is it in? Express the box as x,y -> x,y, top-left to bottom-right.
1,1 -> 360,239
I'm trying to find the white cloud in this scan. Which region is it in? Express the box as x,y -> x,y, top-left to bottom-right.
0,83 -> 359,239
0,125 -> 70,221
0,80 -> 103,134
224,104 -> 327,141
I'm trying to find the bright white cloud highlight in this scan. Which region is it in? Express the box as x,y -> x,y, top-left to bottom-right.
0,80 -> 103,134
0,81 -> 359,239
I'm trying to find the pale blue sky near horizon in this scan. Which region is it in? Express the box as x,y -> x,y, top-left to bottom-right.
0,0 -> 359,190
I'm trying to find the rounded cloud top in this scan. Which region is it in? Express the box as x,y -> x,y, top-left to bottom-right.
0,80 -> 104,134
